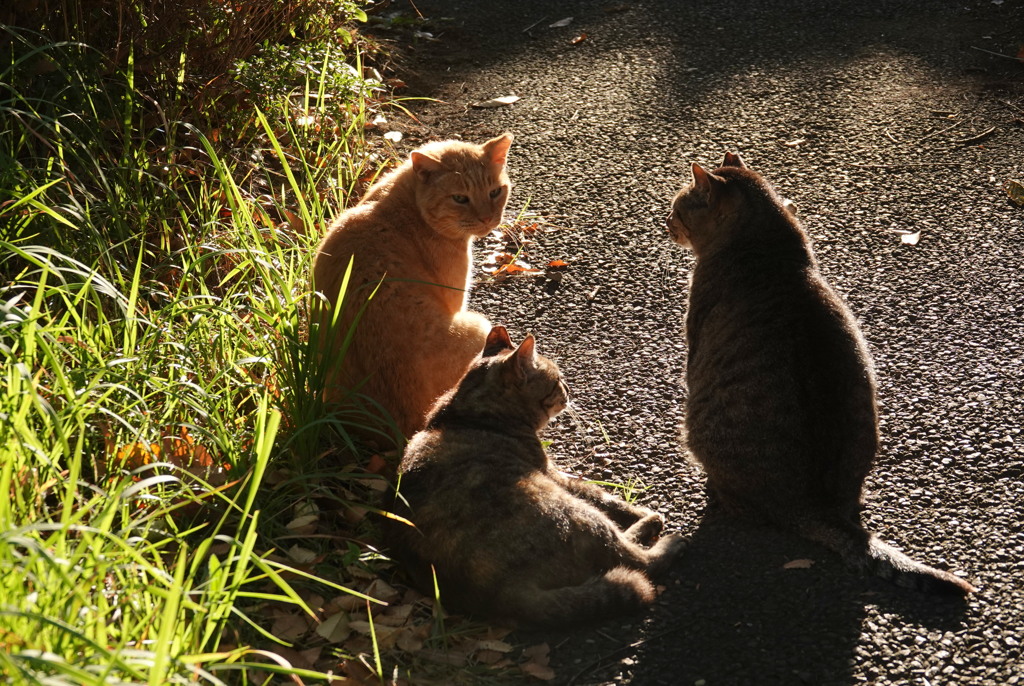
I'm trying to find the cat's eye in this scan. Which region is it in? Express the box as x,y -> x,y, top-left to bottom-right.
489,187 -> 503,199
452,194 -> 470,204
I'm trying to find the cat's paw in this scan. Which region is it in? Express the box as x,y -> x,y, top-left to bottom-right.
624,513 -> 665,546
645,532 -> 688,576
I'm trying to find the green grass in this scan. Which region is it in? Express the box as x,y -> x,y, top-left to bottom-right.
0,18 -> 400,683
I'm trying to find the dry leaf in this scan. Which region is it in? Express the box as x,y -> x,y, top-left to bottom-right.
520,662 -> 557,681
1006,179 -> 1024,206
570,33 -> 588,45
472,95 -> 521,109
900,231 -> 921,245
378,603 -> 415,626
286,545 -> 318,564
549,17 -> 573,27
783,138 -> 807,147
272,613 -> 310,641
783,558 -> 816,569
476,639 -> 514,653
286,513 -> 319,532
316,611 -> 352,643
547,259 -> 569,269
397,622 -> 431,652
476,649 -> 506,665
365,578 -> 401,604
522,643 -> 550,661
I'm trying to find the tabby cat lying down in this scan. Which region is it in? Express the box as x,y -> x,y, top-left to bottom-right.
384,326 -> 687,627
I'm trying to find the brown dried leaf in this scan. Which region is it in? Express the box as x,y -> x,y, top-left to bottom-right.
377,603 -> 415,626
521,643 -> 551,662
520,661 -> 557,681
476,639 -> 514,653
285,513 -> 319,533
476,649 -> 506,665
286,545 -> 318,564
365,578 -> 401,604
1006,179 -> 1024,206
315,611 -> 351,643
271,612 -> 311,641
783,558 -> 816,569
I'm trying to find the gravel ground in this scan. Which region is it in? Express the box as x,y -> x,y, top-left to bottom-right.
382,1 -> 1024,683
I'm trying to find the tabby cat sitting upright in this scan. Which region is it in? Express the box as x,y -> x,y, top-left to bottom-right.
313,135 -> 513,444
384,326 -> 687,627
666,152 -> 975,595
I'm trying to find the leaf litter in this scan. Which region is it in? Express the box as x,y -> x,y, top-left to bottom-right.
245,469 -> 559,684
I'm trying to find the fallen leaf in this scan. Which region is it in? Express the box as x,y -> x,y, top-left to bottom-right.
783,558 -> 816,570
286,513 -> 319,532
501,263 -> 541,275
522,643 -> 550,661
900,231 -> 921,245
1006,179 -> 1024,205
570,33 -> 588,45
349,621 -> 403,650
378,603 -> 415,626
547,259 -> 569,269
476,649 -> 506,665
365,578 -> 401,604
287,545 -> 318,564
397,622 -> 430,652
476,639 -> 514,653
520,662 -> 556,680
783,138 -> 807,147
272,613 -> 310,641
549,17 -> 573,27
316,611 -> 351,642
472,95 -> 521,109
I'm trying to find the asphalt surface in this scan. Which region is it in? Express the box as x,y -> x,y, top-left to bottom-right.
385,1 -> 1024,683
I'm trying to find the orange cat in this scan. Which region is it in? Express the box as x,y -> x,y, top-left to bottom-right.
313,134 -> 513,444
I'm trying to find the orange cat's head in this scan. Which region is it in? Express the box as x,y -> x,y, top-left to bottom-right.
410,134 -> 513,240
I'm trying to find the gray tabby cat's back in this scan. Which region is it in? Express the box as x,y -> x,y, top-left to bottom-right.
671,155 -> 974,595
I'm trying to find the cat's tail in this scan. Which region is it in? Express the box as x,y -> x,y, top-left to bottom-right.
794,516 -> 976,596
503,567 -> 657,628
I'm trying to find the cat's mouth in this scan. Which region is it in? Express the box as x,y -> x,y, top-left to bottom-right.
666,213 -> 691,247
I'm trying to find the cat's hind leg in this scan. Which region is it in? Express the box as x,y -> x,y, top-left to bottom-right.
560,476 -> 658,529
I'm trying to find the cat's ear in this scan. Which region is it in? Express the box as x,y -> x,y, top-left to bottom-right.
722,152 -> 746,168
691,163 -> 725,201
483,325 -> 515,356
506,334 -> 537,382
411,150 -> 443,181
691,163 -> 713,195
483,133 -> 513,168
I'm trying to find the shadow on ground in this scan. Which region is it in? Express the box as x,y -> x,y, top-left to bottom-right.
537,516 -> 970,686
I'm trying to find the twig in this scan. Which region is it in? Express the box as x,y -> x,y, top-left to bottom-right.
953,126 -> 997,145
522,16 -> 549,33
915,119 -> 964,143
1000,99 -> 1024,115
851,162 -> 963,169
970,45 -> 1023,61
566,626 -> 686,686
